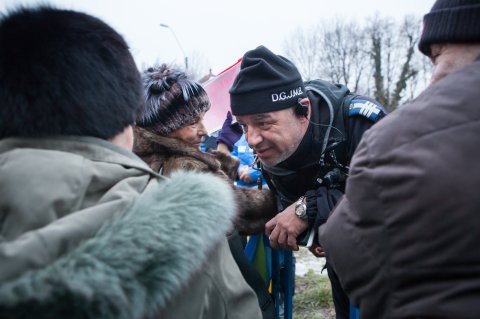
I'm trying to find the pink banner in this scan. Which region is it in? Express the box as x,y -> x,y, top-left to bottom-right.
202,59 -> 242,133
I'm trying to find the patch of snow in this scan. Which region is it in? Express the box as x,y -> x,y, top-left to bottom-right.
294,247 -> 327,276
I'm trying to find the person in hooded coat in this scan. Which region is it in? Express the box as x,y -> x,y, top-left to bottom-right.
0,6 -> 261,319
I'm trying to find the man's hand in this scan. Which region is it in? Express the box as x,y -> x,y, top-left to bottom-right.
265,201 -> 308,251
309,242 -> 325,258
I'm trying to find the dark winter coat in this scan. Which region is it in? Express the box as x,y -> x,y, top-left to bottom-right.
319,57 -> 480,318
133,127 -> 277,234
0,137 -> 261,319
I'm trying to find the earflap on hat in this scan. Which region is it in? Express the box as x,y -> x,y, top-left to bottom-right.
229,45 -> 306,116
137,64 -> 210,136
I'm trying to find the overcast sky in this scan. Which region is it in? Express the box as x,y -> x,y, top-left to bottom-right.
2,0 -> 434,74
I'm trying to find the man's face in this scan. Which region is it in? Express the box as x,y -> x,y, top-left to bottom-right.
169,112 -> 208,149
429,43 -> 480,84
236,107 -> 308,166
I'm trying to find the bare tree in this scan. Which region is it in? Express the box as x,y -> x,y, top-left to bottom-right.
284,20 -> 368,91
321,19 -> 369,92
406,35 -> 433,102
283,14 -> 432,111
367,15 -> 426,111
283,26 -> 323,81
391,16 -> 421,109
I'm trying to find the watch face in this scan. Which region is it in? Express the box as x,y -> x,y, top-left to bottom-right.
295,202 -> 307,218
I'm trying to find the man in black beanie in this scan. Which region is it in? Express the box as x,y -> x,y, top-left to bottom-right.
318,0 -> 480,318
229,45 -> 386,319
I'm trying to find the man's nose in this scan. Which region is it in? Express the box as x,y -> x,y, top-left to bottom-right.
246,127 -> 262,148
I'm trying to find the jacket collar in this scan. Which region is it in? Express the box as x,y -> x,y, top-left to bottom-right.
133,126 -> 220,171
0,136 -> 157,176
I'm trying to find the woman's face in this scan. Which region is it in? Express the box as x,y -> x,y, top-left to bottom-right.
168,112 -> 208,148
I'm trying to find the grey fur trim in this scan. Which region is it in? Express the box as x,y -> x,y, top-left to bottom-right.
0,171 -> 234,319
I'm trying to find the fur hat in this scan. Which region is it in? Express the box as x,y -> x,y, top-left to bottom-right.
136,64 -> 210,136
419,0 -> 480,56
0,5 -> 143,139
229,45 -> 306,116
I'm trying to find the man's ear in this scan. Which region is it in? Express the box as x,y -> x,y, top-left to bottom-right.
295,97 -> 310,119
110,125 -> 134,151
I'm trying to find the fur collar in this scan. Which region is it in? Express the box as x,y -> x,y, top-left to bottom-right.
133,126 -> 221,172
133,127 -> 239,181
0,171 -> 235,319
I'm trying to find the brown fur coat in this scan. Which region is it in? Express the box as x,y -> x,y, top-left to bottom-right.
133,127 -> 276,234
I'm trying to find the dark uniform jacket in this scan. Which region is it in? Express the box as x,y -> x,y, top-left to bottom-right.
260,80 -> 385,319
261,80 -> 385,229
319,57 -> 480,318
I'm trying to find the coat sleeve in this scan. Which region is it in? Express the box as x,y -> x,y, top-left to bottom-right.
162,152 -> 276,235
203,237 -> 263,319
347,116 -> 375,158
317,133 -> 390,313
232,186 -> 277,235
211,151 -> 277,235
159,237 -> 263,319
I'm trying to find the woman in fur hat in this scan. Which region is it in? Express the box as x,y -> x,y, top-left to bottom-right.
133,64 -> 277,319
133,64 -> 276,232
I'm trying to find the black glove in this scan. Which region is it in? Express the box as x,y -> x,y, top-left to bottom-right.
216,111 -> 243,151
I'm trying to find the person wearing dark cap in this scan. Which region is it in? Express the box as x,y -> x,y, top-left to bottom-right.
133,64 -> 278,319
0,5 -> 258,319
318,0 -> 480,318
228,45 -> 386,319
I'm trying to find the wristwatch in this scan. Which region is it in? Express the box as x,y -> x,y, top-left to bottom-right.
295,196 -> 307,220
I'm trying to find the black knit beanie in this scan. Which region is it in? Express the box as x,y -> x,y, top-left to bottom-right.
419,0 -> 480,56
229,45 -> 306,116
136,64 -> 210,136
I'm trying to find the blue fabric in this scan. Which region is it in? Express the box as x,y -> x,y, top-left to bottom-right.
244,233 -> 259,263
244,233 -> 272,284
231,135 -> 266,188
350,304 -> 360,318
349,99 -> 385,122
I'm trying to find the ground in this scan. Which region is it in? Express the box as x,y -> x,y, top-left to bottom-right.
293,248 -> 335,319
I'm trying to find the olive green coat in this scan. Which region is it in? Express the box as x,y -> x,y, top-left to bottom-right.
0,137 -> 261,319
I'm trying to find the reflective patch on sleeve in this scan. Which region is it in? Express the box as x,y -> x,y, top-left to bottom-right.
349,99 -> 384,121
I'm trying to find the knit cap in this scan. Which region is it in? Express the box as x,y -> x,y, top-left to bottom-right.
229,45 -> 306,116
137,64 -> 210,135
419,0 -> 480,56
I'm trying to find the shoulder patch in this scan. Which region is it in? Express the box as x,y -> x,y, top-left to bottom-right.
349,99 -> 385,122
